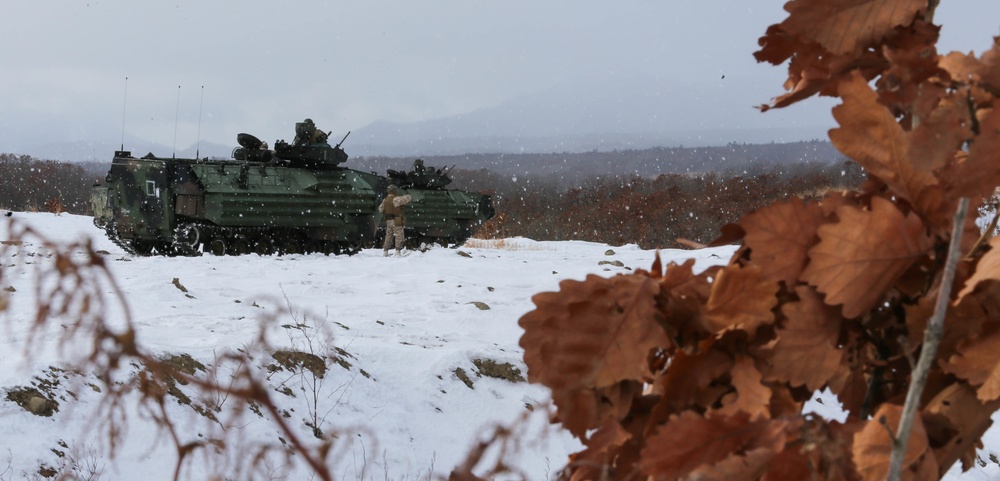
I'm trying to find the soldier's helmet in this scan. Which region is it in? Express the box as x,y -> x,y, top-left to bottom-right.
387,184 -> 398,194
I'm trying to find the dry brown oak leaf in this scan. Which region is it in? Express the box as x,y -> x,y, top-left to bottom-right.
548,381 -> 641,440
765,285 -> 845,392
924,383 -> 1000,472
756,41 -> 869,112
852,403 -> 938,481
940,106 -> 1000,203
564,417 -> 632,481
761,420 -> 860,481
714,355 -> 772,421
905,287 -> 988,371
754,0 -> 927,111
939,38 -> 1000,95
519,273 -> 668,390
875,20 -> 942,116
702,263 -> 779,339
801,196 -> 933,319
941,321 -> 1000,402
829,72 -> 959,220
653,346 -> 734,418
958,236 -> 1000,302
640,411 -> 789,481
762,0 -> 927,58
740,196 -> 826,286
904,90 -> 975,228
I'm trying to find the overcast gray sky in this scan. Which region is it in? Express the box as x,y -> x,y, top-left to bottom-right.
3,1 -> 999,157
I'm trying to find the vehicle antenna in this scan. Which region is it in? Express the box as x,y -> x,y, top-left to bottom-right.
195,86 -> 204,159
120,77 -> 128,151
172,85 -> 181,159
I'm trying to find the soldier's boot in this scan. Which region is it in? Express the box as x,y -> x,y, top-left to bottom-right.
383,249 -> 390,257
396,249 -> 402,257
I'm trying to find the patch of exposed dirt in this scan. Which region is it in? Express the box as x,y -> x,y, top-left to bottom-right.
139,353 -> 217,421
473,359 -> 525,383
454,368 -> 474,389
37,465 -> 57,478
331,347 -> 354,371
7,386 -> 59,417
5,366 -> 91,417
163,353 -> 207,377
159,353 -> 207,407
270,349 -> 328,379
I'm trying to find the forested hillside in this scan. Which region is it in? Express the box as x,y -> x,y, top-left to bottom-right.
352,139 -> 842,184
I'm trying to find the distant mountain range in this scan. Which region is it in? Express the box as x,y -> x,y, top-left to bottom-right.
8,77 -> 835,162
348,77 -> 833,157
347,125 -> 831,158
19,136 -> 234,163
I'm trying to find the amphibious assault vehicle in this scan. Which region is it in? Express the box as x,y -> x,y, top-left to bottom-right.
90,120 -> 494,256
382,158 -> 496,248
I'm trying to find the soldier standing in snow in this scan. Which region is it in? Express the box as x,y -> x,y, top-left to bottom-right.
380,184 -> 412,257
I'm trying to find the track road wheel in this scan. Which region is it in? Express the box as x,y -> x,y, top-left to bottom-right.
320,241 -> 339,256
209,239 -> 227,256
153,242 -> 178,256
253,238 -> 274,256
130,240 -> 154,256
282,240 -> 302,255
231,238 -> 251,256
175,224 -> 200,249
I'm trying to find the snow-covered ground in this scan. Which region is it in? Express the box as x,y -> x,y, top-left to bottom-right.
1,212 -> 999,480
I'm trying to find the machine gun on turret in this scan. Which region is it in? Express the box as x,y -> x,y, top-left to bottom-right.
334,131 -> 351,150
386,158 -> 454,189
273,120 -> 350,168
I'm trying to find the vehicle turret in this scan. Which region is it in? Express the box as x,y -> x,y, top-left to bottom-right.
273,120 -> 349,168
231,133 -> 273,163
386,158 -> 454,190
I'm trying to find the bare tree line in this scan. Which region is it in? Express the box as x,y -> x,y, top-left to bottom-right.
0,154 -> 105,214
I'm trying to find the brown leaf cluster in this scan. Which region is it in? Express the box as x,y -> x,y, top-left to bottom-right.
511,5 -> 1000,481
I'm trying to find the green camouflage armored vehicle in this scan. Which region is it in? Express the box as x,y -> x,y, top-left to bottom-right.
380,158 -> 495,248
91,120 -> 381,256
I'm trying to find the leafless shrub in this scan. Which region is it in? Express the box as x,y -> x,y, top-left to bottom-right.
0,217 -> 361,481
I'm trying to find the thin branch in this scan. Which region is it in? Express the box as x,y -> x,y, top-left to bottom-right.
887,197 -> 969,481
966,199 -> 1000,258
925,0 -> 940,21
